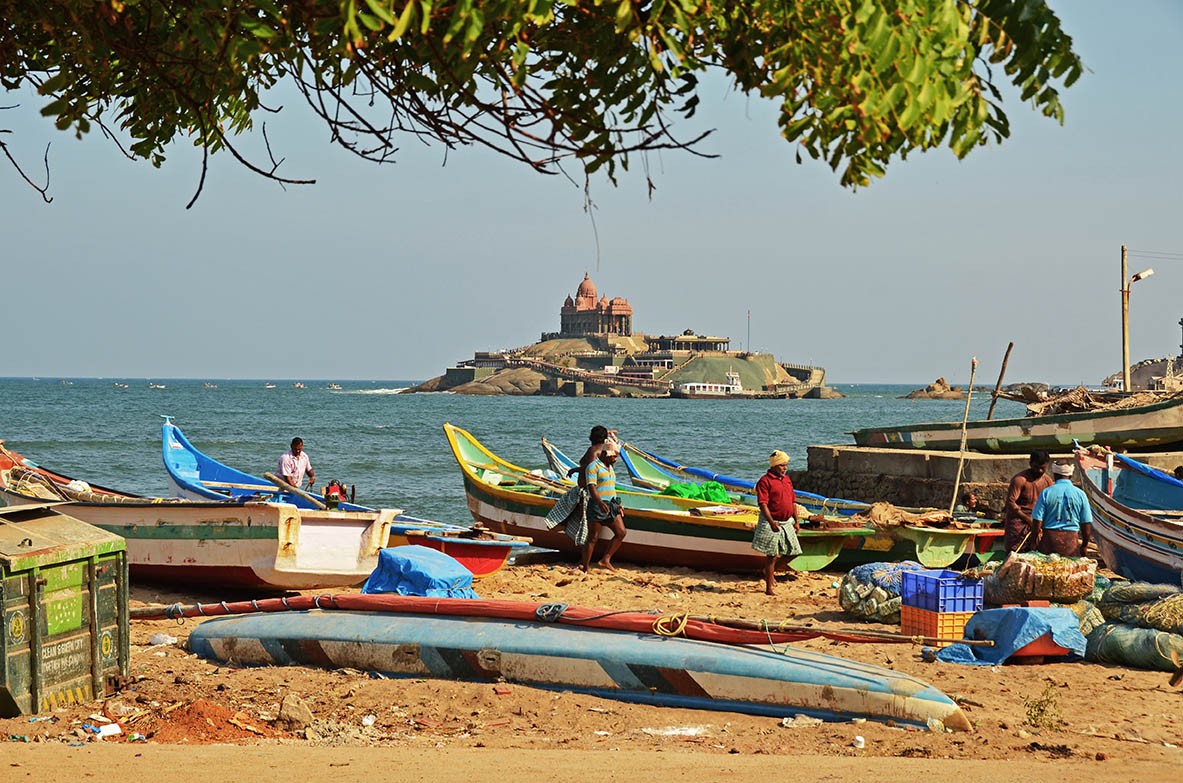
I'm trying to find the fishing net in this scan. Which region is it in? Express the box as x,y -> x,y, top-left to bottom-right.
851,502 -> 951,529
838,561 -> 926,623
1088,574 -> 1115,604
1085,622 -> 1183,672
1064,600 -> 1107,638
1098,583 -> 1183,635
982,551 -> 1097,605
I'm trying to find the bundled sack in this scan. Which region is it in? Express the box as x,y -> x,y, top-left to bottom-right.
1085,621 -> 1183,672
838,561 -> 925,622
983,551 -> 1096,605
1097,582 -> 1183,635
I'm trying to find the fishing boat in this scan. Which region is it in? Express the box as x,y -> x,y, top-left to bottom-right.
447,423 -> 873,572
186,595 -> 971,730
1077,447 -> 1183,585
542,436 -> 1004,568
203,382 -> 218,389
147,382 -> 166,389
112,382 -> 129,389
326,383 -> 343,390
0,442 -> 395,590
852,394 -> 1183,454
160,419 -> 528,576
264,382 -> 277,389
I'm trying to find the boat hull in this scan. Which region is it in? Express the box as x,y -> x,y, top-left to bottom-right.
448,424 -> 872,572
161,419 -> 527,576
1078,454 -> 1183,585
853,396 -> 1183,454
189,609 -> 970,730
0,489 -> 394,590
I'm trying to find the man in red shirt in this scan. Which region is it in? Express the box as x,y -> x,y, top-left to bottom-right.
753,450 -> 801,595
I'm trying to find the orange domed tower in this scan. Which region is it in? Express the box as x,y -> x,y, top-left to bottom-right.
559,273 -> 633,337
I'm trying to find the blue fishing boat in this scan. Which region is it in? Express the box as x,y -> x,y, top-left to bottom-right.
189,605 -> 972,730
160,418 -> 528,577
1077,447 -> 1183,585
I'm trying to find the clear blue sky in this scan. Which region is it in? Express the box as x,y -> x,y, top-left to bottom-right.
3,2 -> 1181,384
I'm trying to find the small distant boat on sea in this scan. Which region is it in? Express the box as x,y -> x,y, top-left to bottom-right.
203,382 -> 218,389
1077,446 -> 1183,585
669,369 -> 787,400
59,379 -> 73,386
264,382 -> 277,389
294,382 -> 305,389
852,394 -> 1183,454
327,383 -> 343,390
112,382 -> 129,389
148,381 -> 166,389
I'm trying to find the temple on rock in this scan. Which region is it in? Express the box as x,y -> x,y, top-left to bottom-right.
552,273 -> 633,338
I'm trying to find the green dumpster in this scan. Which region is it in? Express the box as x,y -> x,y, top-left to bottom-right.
0,502 -> 129,717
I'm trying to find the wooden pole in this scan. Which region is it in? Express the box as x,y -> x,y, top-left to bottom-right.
949,357 -> 979,517
986,341 -> 1014,420
263,471 -> 328,510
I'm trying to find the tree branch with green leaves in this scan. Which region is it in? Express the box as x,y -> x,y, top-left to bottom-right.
0,0 -> 1083,205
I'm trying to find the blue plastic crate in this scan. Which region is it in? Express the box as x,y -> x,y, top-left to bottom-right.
900,569 -> 983,613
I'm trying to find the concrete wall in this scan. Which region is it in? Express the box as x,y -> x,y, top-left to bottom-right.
795,443 -> 1183,512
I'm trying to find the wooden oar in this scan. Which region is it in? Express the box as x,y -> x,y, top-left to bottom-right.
263,471 -> 327,510
467,460 -> 569,491
681,614 -> 994,647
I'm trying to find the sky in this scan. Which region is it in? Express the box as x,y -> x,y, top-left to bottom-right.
3,2 -> 1182,385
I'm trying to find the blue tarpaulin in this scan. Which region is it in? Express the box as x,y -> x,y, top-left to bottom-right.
936,607 -> 1086,666
361,545 -> 479,598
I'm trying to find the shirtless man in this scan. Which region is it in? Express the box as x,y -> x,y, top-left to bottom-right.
1003,451 -> 1052,552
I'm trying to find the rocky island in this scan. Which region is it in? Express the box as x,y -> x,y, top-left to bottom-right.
408,273 -> 839,398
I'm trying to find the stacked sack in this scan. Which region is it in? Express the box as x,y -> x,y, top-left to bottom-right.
983,551 -> 1097,606
838,561 -> 925,622
1086,582 -> 1183,671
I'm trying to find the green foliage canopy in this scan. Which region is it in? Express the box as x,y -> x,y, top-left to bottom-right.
0,0 -> 1082,202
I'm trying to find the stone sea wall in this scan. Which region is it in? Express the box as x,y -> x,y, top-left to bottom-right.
791,469 -> 1006,514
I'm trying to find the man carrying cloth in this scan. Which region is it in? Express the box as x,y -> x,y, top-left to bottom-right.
752,450 -> 802,595
1032,461 -> 1093,557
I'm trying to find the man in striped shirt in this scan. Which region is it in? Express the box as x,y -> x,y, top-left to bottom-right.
582,442 -> 627,571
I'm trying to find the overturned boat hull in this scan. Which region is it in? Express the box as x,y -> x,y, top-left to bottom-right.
189,608 -> 971,730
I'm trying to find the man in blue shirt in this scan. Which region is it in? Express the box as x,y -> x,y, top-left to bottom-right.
1032,461 -> 1092,557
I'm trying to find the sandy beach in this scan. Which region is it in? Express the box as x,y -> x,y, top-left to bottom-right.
3,563 -> 1180,780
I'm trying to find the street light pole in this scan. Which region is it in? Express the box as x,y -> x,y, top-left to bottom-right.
1122,244 -> 1130,392
1120,244 -> 1155,392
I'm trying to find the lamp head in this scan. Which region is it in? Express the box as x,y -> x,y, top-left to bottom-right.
1131,268 -> 1155,283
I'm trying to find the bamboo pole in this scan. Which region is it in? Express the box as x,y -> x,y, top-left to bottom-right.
986,341 -> 1014,420
949,357 -> 979,517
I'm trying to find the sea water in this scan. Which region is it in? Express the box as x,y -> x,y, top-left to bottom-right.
1,378 -> 1026,526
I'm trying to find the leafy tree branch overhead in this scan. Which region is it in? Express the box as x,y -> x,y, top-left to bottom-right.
0,0 -> 1082,205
